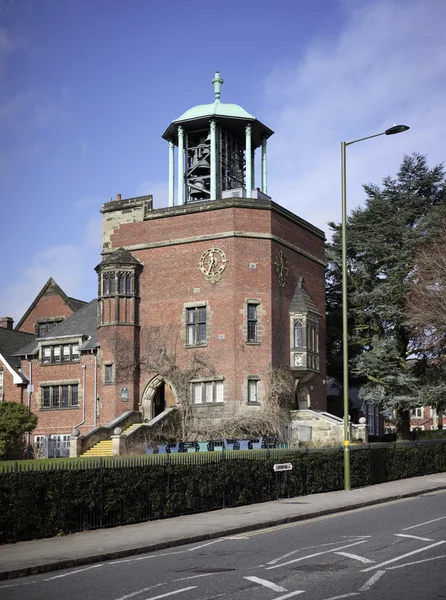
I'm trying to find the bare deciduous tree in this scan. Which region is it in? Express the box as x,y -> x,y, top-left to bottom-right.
110,327 -> 294,443
407,219 -> 446,357
110,326 -> 214,439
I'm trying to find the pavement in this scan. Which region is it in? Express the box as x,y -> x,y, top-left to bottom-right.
1,472 -> 446,581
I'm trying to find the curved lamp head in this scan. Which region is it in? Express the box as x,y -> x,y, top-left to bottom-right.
385,125 -> 410,135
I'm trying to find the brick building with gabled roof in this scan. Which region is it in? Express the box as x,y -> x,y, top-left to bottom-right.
15,277 -> 86,336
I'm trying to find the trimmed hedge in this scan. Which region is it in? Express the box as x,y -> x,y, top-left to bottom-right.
1,442 -> 445,543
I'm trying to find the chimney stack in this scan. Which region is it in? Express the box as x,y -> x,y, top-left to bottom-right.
0,317 -> 13,330
116,193 -> 122,201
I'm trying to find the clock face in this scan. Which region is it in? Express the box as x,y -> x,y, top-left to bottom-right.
274,250 -> 288,287
199,247 -> 228,284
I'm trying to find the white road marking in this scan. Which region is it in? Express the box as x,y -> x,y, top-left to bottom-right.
361,540 -> 446,572
187,540 -> 222,551
394,533 -> 433,542
342,535 -> 372,538
173,573 -> 222,582
110,555 -> 159,565
386,553 -> 446,570
335,552 -> 375,564
114,584 -> 165,600
43,564 -> 104,580
402,516 -> 446,531
110,540 -> 222,566
144,587 -> 197,600
359,570 -> 386,591
266,540 -> 368,570
110,550 -> 184,565
0,581 -> 37,589
272,590 -> 305,600
225,535 -> 250,539
267,539 -> 367,566
322,594 -> 360,600
244,576 -> 287,592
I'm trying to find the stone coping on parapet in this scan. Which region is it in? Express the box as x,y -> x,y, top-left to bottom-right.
101,196 -> 326,241
101,230 -> 326,267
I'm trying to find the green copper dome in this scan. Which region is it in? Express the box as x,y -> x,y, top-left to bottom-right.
175,101 -> 255,122
162,71 -> 273,149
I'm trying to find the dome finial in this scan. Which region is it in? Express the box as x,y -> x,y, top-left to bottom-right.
212,71 -> 224,101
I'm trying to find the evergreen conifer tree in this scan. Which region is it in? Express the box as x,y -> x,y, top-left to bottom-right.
326,153 -> 446,439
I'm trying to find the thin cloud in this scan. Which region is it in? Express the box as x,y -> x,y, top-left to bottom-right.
136,180 -> 168,209
0,215 -> 101,322
263,0 -> 446,236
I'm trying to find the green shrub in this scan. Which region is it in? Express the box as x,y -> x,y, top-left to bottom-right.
1,442 -> 445,543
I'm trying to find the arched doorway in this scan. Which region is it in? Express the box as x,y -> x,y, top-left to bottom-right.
140,375 -> 177,422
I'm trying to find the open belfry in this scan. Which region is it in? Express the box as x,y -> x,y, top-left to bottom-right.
3,73 -> 326,457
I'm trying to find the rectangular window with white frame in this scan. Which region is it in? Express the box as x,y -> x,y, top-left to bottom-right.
411,407 -> 423,418
191,380 -> 224,404
247,378 -> 259,404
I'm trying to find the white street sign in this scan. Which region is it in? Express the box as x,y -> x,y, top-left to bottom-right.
273,463 -> 293,472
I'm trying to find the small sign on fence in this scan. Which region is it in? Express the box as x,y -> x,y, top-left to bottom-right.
273,463 -> 293,472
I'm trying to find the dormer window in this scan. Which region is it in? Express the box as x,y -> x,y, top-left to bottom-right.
43,347 -> 51,364
62,345 -> 70,362
41,343 -> 81,365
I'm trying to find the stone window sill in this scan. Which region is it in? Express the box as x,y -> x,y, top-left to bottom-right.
40,406 -> 79,411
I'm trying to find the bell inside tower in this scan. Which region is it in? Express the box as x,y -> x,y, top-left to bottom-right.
186,127 -> 246,202
219,129 -> 245,193
186,130 -> 211,201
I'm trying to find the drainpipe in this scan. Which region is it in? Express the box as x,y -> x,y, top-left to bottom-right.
93,352 -> 97,427
27,359 -> 32,458
73,364 -> 87,432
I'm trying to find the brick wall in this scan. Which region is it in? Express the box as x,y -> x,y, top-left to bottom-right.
17,294 -> 77,335
0,362 -> 27,404
99,198 -> 327,424
22,353 -> 98,438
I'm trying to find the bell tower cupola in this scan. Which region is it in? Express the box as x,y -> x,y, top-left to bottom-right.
162,71 -> 274,206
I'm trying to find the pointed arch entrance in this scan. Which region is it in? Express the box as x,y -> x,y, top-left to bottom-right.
140,375 -> 177,422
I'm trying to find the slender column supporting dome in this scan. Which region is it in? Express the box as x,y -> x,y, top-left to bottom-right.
261,137 -> 268,194
210,119 -> 217,200
245,124 -> 252,198
177,126 -> 184,206
168,139 -> 175,207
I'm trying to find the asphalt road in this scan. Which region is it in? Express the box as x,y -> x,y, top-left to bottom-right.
2,490 -> 446,600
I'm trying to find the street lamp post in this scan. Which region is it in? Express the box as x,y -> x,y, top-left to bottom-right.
341,124 -> 409,491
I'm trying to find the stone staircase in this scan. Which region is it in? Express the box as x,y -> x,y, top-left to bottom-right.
82,439 -> 113,457
81,423 -> 140,457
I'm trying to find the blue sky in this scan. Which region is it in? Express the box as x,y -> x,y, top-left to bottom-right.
1,0 -> 445,322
